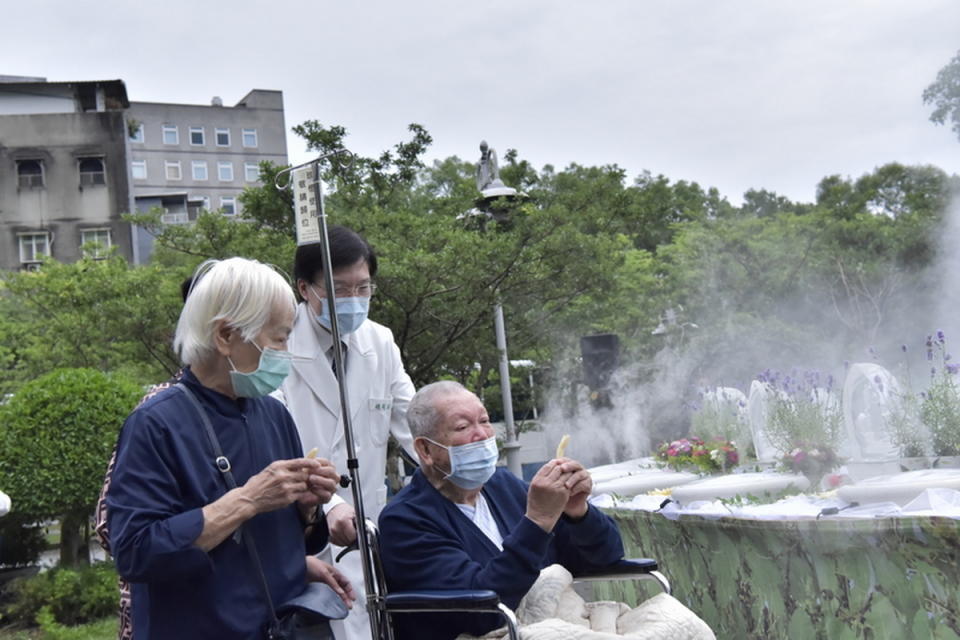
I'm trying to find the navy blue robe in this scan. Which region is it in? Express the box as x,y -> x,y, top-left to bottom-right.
106,368 -> 327,639
378,468 -> 624,640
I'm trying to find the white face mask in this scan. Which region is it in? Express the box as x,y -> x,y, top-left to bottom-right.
425,436 -> 500,489
310,286 -> 369,335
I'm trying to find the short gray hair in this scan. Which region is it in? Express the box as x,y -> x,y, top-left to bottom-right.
173,257 -> 295,366
407,380 -> 470,439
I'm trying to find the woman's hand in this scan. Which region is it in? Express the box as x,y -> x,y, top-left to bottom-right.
306,555 -> 356,608
241,458 -> 339,515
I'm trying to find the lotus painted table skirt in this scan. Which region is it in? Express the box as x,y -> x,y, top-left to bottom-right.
595,509 -> 960,639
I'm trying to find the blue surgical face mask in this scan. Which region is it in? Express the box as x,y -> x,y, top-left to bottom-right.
425,436 -> 500,489
228,342 -> 291,398
310,287 -> 369,335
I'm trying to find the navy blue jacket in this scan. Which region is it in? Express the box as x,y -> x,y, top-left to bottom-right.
378,468 -> 624,640
106,368 -> 327,639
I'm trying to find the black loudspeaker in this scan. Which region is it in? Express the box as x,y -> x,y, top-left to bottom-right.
580,334 -> 620,391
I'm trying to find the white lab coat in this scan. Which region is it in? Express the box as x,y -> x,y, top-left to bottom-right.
281,303 -> 416,640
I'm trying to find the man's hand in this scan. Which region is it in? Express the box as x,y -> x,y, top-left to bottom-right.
558,459 -> 592,520
306,555 -> 356,608
525,459 -> 571,532
326,503 -> 358,547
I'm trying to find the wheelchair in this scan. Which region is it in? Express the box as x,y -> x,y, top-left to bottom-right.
362,519 -> 670,640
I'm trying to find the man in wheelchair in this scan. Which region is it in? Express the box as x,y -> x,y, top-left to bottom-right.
378,381 -> 713,640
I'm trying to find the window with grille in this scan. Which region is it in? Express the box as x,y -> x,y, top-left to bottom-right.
79,157 -> 106,186
17,160 -> 44,188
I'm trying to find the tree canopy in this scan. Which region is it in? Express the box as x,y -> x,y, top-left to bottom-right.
924,49 -> 960,142
0,121 -> 957,447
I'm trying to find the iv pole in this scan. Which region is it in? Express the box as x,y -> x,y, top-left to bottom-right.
275,150 -> 379,638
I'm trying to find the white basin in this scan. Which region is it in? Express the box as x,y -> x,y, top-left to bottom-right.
837,469 -> 960,507
592,470 -> 699,497
671,472 -> 810,504
588,458 -> 659,484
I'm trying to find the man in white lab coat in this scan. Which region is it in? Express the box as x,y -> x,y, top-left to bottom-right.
282,226 -> 417,640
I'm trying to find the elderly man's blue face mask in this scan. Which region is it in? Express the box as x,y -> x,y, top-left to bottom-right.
425,436 -> 499,489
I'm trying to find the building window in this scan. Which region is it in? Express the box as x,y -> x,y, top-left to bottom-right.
162,125 -> 179,145
189,127 -> 205,146
81,228 -> 111,259
217,161 -> 234,182
244,162 -> 260,182
192,161 -> 208,181
17,160 -> 44,188
215,128 -> 230,146
242,128 -> 258,148
220,196 -> 237,215
165,161 -> 182,181
19,232 -> 50,264
78,157 -> 106,186
130,123 -> 145,143
131,160 -> 147,180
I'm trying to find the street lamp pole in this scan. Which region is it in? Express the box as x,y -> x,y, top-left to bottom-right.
494,300 -> 522,477
467,140 -> 524,478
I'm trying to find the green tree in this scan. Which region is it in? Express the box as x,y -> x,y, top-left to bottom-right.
0,254 -> 184,394
137,123 -> 639,393
923,49 -> 960,141
0,368 -> 142,567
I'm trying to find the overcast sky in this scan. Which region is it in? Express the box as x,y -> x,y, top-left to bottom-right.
5,1 -> 959,204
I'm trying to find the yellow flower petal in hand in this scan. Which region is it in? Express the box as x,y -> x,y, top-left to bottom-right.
555,434 -> 571,458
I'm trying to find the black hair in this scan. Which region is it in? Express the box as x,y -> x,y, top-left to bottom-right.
293,226 -> 378,284
180,276 -> 194,303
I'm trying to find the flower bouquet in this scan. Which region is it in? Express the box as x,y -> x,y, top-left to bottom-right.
656,437 -> 740,474
780,442 -> 842,489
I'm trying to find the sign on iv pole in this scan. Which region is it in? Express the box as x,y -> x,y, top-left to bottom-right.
291,165 -> 322,245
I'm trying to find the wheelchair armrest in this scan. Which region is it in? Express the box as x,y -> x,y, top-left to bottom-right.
574,558 -> 659,581
385,589 -> 502,611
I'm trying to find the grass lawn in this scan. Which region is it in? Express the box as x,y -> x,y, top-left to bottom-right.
0,618 -> 115,640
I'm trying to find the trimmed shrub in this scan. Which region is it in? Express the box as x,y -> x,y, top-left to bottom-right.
1,562 -> 117,627
0,368 -> 142,567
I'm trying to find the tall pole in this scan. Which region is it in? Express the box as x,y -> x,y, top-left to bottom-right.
300,156 -> 377,638
472,139 -> 525,479
494,301 -> 522,477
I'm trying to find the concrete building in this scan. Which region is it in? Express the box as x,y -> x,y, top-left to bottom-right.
0,77 -> 134,270
126,90 -> 287,258
0,79 -> 289,268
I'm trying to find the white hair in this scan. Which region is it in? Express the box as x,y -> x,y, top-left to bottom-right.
407,380 -> 471,439
173,257 -> 295,366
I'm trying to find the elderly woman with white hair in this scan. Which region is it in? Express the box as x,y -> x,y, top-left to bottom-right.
106,257 -> 355,639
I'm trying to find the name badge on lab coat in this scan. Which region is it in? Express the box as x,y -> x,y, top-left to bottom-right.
369,398 -> 393,412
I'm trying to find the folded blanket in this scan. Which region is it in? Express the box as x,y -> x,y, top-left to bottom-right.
457,565 -> 715,640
